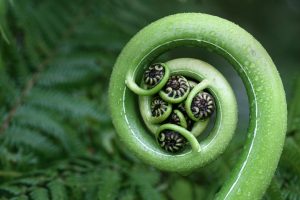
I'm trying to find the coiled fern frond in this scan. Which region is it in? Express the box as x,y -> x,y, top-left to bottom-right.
0,0 -> 299,199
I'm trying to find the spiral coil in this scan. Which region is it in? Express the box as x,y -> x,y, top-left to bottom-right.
137,58 -> 237,157
109,13 -> 287,199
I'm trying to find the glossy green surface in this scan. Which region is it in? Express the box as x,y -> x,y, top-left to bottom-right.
109,13 -> 286,200
173,110 -> 187,129
135,58 -> 238,170
156,124 -> 201,152
125,63 -> 170,96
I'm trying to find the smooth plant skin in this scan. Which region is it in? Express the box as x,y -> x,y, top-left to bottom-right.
172,110 -> 188,129
109,13 -> 287,200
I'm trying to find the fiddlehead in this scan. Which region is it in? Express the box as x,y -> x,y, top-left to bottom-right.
126,62 -> 170,96
159,75 -> 190,103
149,96 -> 172,123
136,58 -> 236,157
143,63 -> 168,88
185,84 -> 216,121
109,13 -> 287,199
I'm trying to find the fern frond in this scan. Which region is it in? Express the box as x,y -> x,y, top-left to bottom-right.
280,172 -> 300,200
0,69 -> 19,108
287,78 -> 300,135
97,169 -> 121,200
27,89 -> 107,122
281,137 -> 300,175
47,179 -> 67,200
130,167 -> 163,200
265,178 -> 284,200
14,105 -> 83,155
0,0 -> 10,44
0,156 -> 101,199
3,126 -> 61,156
0,146 -> 37,171
29,187 -> 49,200
37,56 -> 102,87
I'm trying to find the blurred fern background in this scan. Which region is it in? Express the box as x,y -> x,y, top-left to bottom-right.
0,0 -> 299,199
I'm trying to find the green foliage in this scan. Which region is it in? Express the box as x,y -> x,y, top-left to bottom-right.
0,0 -> 299,199
0,0 -> 114,171
0,155 -> 168,200
265,78 -> 300,200
0,0 -> 10,44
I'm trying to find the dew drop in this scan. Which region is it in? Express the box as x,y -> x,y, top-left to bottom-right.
256,86 -> 263,91
244,61 -> 250,66
249,63 -> 256,68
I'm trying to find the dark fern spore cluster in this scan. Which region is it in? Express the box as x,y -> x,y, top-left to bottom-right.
157,130 -> 187,153
144,63 -> 165,87
151,97 -> 169,117
164,75 -> 189,98
191,92 -> 215,119
142,63 -> 216,153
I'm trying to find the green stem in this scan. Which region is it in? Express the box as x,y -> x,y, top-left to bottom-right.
109,13 -> 287,200
192,118 -> 209,137
157,124 -> 200,152
173,109 -> 187,129
185,80 -> 210,121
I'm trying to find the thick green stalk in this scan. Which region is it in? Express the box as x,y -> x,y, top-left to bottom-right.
109,13 -> 286,199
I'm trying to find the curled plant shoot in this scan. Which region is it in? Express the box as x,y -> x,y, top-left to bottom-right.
144,63 -> 166,88
190,92 -> 215,120
109,13 -> 287,200
157,129 -> 186,153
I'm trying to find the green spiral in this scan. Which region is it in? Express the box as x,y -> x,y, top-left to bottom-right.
109,13 -> 287,199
